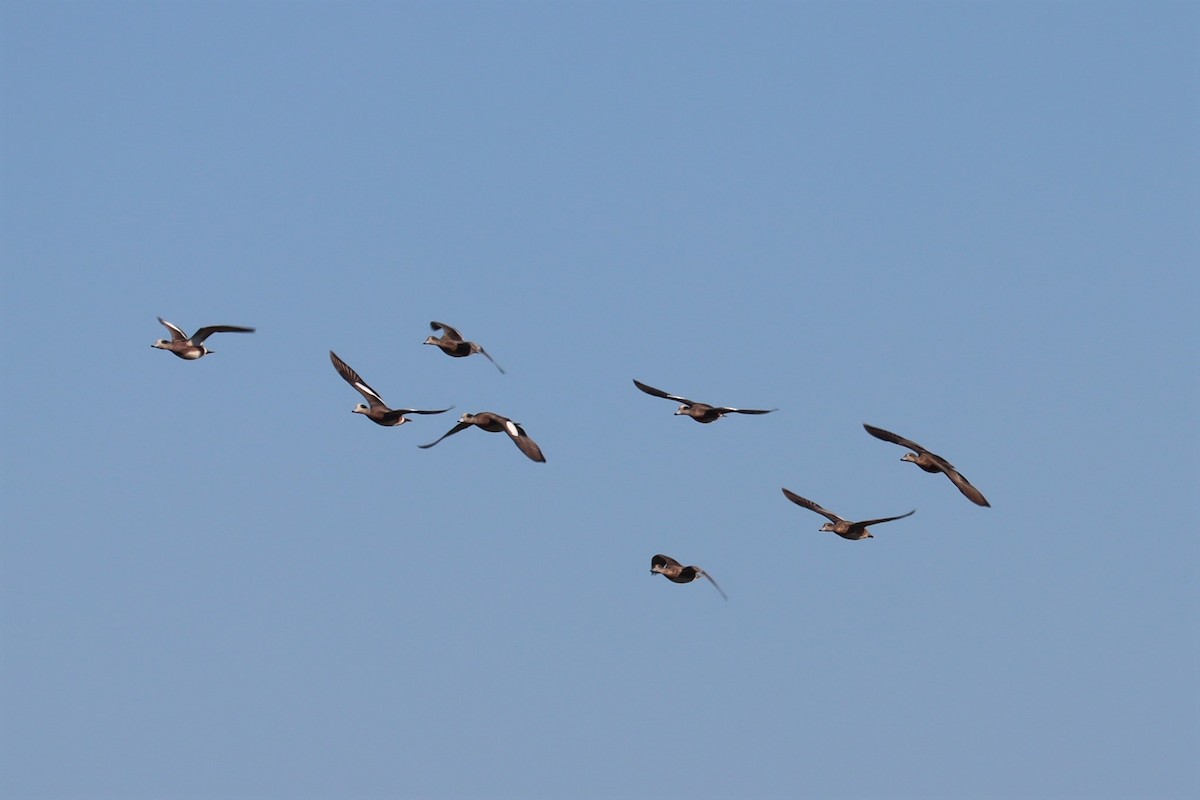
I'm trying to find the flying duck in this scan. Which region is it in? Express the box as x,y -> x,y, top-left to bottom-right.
423,321 -> 504,373
863,424 -> 991,507
151,317 -> 254,360
329,351 -> 453,427
632,379 -> 776,423
781,488 -> 914,540
650,554 -> 727,600
418,411 -> 545,462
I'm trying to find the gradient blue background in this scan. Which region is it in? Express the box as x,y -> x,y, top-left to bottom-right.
2,2 -> 1197,798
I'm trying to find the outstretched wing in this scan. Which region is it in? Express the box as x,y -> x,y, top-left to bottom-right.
715,406 -> 777,416
157,317 -> 189,342
417,421 -> 472,449
858,509 -> 916,527
329,351 -> 387,408
942,467 -> 991,507
781,488 -> 845,523
698,569 -> 728,601
502,418 -> 546,462
191,324 -> 255,344
429,321 -> 464,342
632,379 -> 692,405
394,406 -> 455,416
863,423 -> 929,455
476,345 -> 505,374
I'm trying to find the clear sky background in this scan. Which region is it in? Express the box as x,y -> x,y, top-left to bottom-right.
2,2 -> 1197,798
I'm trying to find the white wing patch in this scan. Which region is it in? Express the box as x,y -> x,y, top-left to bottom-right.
504,420 -> 520,437
159,318 -> 187,340
355,381 -> 383,403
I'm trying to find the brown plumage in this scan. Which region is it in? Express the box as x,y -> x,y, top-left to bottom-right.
781,488 -> 914,540
329,351 -> 453,427
863,424 -> 990,507
632,379 -> 776,423
650,554 -> 727,600
418,411 -> 545,462
423,321 -> 504,373
151,317 -> 254,360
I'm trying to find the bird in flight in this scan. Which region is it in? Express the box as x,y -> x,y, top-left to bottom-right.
151,317 -> 254,360
781,488 -> 914,540
329,351 -> 453,427
632,379 -> 776,423
423,321 -> 504,373
419,411 -> 545,462
650,554 -> 727,600
862,424 -> 990,507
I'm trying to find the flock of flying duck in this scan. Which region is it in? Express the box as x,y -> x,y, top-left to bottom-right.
153,316 -> 992,601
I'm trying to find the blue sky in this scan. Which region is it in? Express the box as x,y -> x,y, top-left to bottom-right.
2,2 -> 1196,798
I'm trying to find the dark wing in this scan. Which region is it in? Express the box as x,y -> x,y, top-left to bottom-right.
651,554 -> 680,570
632,379 -> 692,404
698,569 -> 728,601
393,406 -> 455,416
863,423 -> 929,455
502,418 -> 545,462
858,509 -> 916,527
941,467 -> 990,507
429,321 -> 464,342
476,345 -> 505,374
714,406 -> 777,416
417,421 -> 472,449
781,488 -> 845,523
157,317 -> 189,342
329,351 -> 387,408
191,324 -> 255,344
